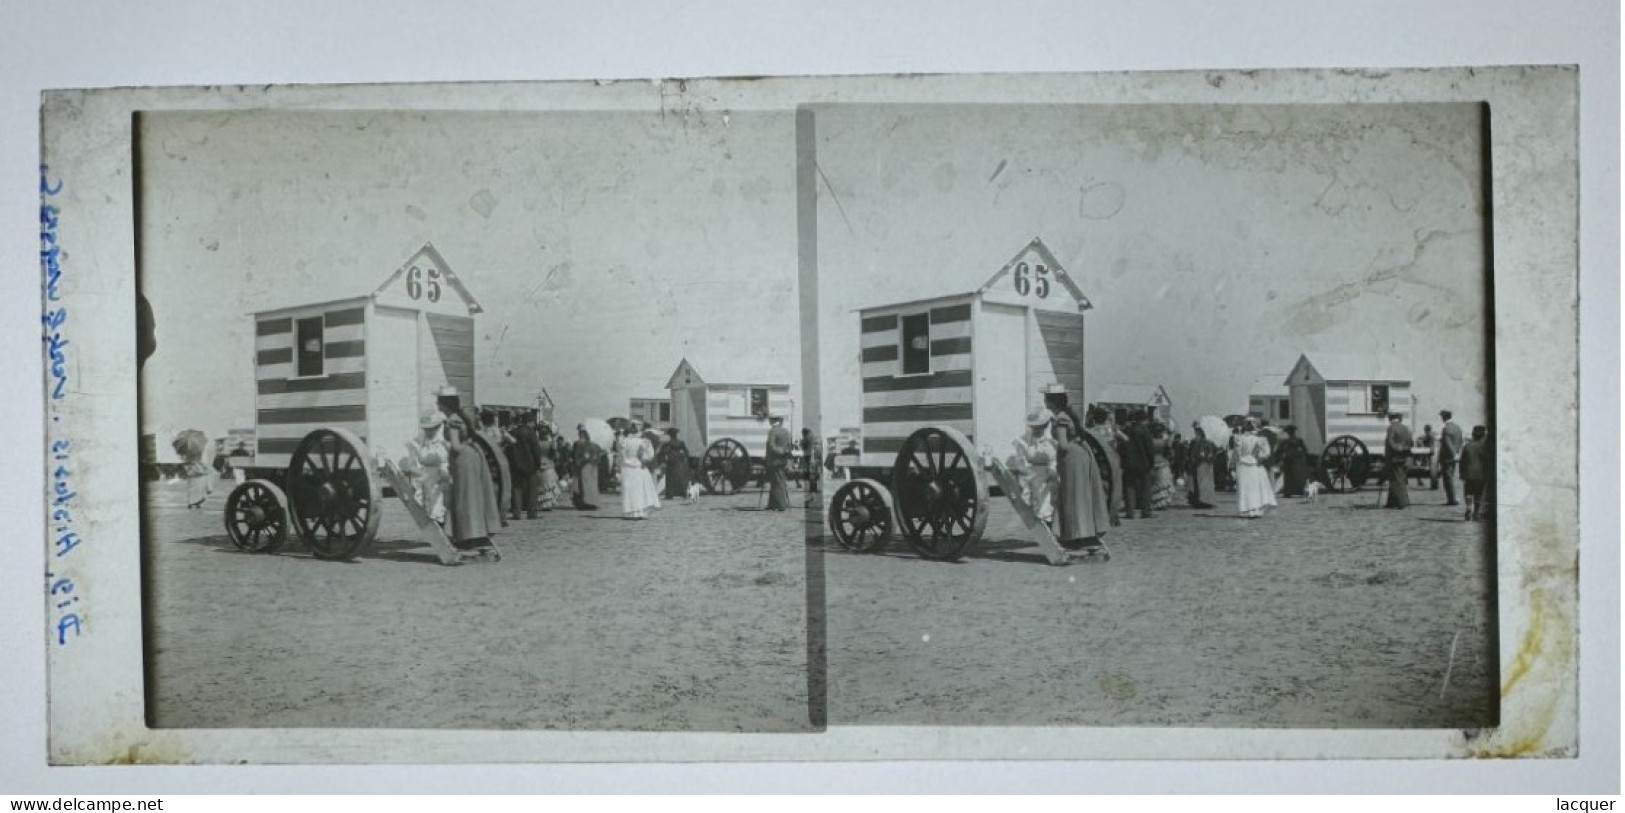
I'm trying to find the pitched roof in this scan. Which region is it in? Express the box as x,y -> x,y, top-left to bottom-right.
665,357 -> 792,390
1249,374 -> 1291,398
856,237 -> 1093,313
975,237 -> 1093,310
1095,383 -> 1171,407
1292,353 -> 1412,384
370,242 -> 484,315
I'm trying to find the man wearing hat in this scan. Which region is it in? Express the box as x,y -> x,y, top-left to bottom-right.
1436,409 -> 1464,507
1383,411 -> 1414,509
764,413 -> 793,511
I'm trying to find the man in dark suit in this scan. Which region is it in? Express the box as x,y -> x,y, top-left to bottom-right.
1436,409 -> 1464,507
1119,410 -> 1156,519
765,414 -> 793,511
1384,412 -> 1414,509
507,414 -> 545,520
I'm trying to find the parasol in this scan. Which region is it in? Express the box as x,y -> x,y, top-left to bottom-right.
580,418 -> 615,449
1195,416 -> 1232,450
172,429 -> 209,461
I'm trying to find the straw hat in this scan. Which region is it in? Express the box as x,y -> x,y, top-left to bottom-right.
1025,411 -> 1051,428
434,384 -> 459,398
1039,383 -> 1070,396
419,411 -> 444,429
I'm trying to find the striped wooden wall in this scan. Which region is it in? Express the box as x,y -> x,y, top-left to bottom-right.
858,300 -> 974,468
254,304 -> 368,470
1323,382 -> 1413,451
703,386 -> 792,457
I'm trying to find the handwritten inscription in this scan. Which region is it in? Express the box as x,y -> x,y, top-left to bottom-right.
41,166 -> 81,646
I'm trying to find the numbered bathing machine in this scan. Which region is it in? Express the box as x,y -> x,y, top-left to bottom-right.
221,243 -> 508,562
828,238 -> 1116,563
666,358 -> 793,494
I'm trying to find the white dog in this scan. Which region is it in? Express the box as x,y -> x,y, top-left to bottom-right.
1302,481 -> 1322,503
686,482 -> 702,503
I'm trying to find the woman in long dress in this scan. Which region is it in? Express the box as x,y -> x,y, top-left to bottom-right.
535,424 -> 560,511
1010,411 -> 1059,524
618,426 -> 661,519
659,428 -> 693,499
1234,421 -> 1277,518
1082,407 -> 1126,522
1149,423 -> 1175,510
1276,424 -> 1311,497
173,431 -> 213,509
1186,426 -> 1218,509
400,411 -> 451,524
573,426 -> 601,511
476,411 -> 514,519
1051,413 -> 1111,549
437,390 -> 504,552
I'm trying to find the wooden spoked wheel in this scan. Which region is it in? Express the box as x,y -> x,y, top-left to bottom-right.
892,426 -> 988,561
287,428 -> 382,561
700,438 -> 752,495
1318,435 -> 1370,493
827,478 -> 895,553
223,479 -> 291,553
470,431 -> 508,504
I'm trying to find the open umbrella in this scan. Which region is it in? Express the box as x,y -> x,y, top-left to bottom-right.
580,418 -> 614,449
172,429 -> 209,462
1195,416 -> 1232,450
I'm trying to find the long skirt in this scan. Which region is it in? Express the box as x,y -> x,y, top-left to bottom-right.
664,456 -> 692,499
1281,457 -> 1310,497
621,465 -> 661,516
489,446 -> 512,517
537,464 -> 560,509
447,442 -> 502,545
576,461 -> 601,509
1055,444 -> 1110,546
185,473 -> 212,507
1188,462 -> 1216,507
1150,459 -> 1174,509
1235,462 -> 1277,516
1023,466 -> 1057,523
766,462 -> 790,510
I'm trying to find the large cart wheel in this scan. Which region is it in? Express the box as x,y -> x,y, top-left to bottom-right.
1077,430 -> 1116,509
1318,435 -> 1370,493
827,478 -> 895,553
700,438 -> 752,495
892,426 -> 988,561
287,428 -> 382,561
469,431 -> 508,503
224,479 -> 291,553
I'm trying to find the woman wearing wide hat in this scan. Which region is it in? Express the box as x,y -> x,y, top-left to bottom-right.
434,385 -> 504,552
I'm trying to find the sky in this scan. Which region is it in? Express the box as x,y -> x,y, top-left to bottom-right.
811,103 -> 1490,434
138,103 -> 1490,455
138,110 -> 801,448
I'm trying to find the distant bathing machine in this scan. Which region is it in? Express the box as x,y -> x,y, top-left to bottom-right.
250,242 -> 482,470
1285,352 -> 1415,457
1093,383 -> 1173,427
854,238 -> 1093,470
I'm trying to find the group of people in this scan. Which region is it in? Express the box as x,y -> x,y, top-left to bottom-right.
1386,409 -> 1494,520
396,388 -> 700,559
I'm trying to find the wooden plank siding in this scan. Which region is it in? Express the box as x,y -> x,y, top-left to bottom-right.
426,313 -> 475,406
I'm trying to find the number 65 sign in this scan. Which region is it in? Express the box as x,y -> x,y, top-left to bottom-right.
1011,261 -> 1051,299
405,265 -> 443,303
